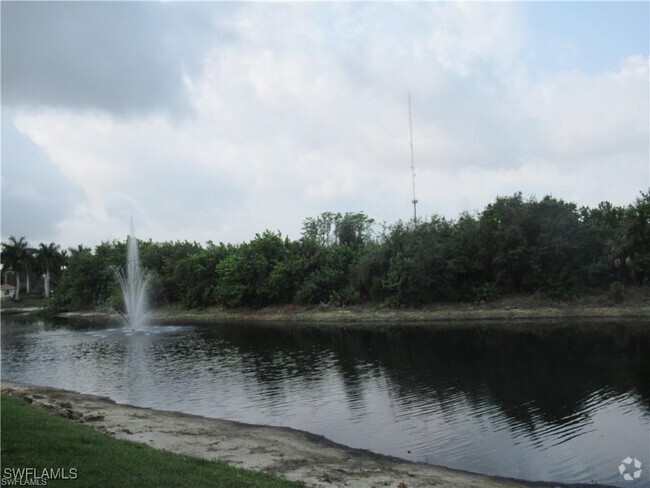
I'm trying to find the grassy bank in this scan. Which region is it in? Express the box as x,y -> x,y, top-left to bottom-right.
0,297 -> 49,316
151,303 -> 650,325
147,289 -> 650,325
0,394 -> 301,488
45,288 -> 650,326
1,297 -> 48,307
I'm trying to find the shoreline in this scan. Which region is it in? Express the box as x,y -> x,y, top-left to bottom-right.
49,302 -> 650,328
4,289 -> 649,326
152,303 -> 650,323
0,381 -> 612,488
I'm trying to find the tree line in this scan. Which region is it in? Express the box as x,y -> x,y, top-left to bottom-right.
2,192 -> 648,310
1,239 -> 64,300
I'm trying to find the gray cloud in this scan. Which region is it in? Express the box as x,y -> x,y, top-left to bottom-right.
1,113 -> 85,243
1,1 -> 233,115
1,2 -> 647,248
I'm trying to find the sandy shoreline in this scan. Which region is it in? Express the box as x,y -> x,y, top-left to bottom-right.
47,303 -> 650,329
157,300 -> 650,324
1,381 -> 608,488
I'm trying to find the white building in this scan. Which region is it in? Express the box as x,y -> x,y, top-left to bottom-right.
1,284 -> 16,300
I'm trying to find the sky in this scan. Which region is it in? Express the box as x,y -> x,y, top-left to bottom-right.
2,1 -> 649,248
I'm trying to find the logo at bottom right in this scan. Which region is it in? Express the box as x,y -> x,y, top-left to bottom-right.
618,457 -> 642,481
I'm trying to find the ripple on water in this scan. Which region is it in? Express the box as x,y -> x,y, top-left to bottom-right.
1,317 -> 648,487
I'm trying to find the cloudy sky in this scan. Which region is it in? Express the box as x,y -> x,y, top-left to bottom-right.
2,2 -> 648,248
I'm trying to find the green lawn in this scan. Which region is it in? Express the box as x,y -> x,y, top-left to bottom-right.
1,395 -> 302,487
0,296 -> 48,311
1,296 -> 48,306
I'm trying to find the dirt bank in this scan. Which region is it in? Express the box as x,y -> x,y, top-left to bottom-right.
151,291 -> 650,326
44,288 -> 650,327
149,304 -> 650,326
52,303 -> 650,329
2,381 -> 592,488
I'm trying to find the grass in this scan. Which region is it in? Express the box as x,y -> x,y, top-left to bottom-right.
1,296 -> 48,308
150,289 -> 650,326
1,394 -> 302,487
1,296 -> 49,316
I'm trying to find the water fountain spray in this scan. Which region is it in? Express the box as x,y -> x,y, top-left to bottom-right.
116,218 -> 150,331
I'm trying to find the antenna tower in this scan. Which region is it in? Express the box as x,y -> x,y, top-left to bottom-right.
408,91 -> 418,224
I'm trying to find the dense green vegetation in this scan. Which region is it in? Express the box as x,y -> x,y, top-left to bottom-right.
0,394 -> 301,487
2,192 -> 648,310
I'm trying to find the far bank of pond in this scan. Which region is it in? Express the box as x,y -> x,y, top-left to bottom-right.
53,293 -> 650,328
49,303 -> 650,334
6,289 -> 650,326
148,302 -> 650,327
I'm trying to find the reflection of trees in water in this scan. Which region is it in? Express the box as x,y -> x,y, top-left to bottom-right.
194,322 -> 650,429
4,317 -> 646,433
159,326 -> 338,404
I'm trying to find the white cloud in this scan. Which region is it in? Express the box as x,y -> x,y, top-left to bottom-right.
525,55 -> 649,164
4,3 -> 648,247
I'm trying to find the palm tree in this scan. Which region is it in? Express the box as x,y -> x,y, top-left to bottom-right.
1,236 -> 29,300
36,242 -> 63,298
24,246 -> 36,295
69,244 -> 91,259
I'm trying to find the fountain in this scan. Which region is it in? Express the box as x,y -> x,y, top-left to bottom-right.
116,220 -> 150,331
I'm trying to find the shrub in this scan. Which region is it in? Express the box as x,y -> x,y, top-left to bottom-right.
609,281 -> 625,303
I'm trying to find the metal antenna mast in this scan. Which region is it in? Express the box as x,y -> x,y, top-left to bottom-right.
408,91 -> 418,224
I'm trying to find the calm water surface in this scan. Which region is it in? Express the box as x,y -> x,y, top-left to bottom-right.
2,317 -> 649,486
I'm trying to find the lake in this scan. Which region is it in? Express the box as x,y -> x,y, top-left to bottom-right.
1,317 -> 648,486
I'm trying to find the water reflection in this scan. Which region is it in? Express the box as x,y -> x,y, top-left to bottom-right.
2,317 -> 648,486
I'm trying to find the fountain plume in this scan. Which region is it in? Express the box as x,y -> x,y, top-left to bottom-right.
116,218 -> 150,330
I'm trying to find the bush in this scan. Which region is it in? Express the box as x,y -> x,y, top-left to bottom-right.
609,281 -> 625,304
473,282 -> 500,303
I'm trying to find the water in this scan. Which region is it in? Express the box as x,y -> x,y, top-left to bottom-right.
2,317 -> 648,486
115,221 -> 149,331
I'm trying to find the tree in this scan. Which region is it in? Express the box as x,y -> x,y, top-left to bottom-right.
295,244 -> 359,305
35,242 -> 63,298
448,212 -> 487,300
302,212 -> 375,247
302,212 -> 338,246
171,243 -> 231,308
335,212 -> 375,248
50,244 -> 114,311
478,193 -> 536,294
381,217 -> 456,305
23,192 -> 646,312
579,201 -> 625,287
140,240 -> 203,304
1,236 -> 30,300
24,246 -> 36,295
214,232 -> 290,307
526,196 -> 587,296
621,192 -> 650,285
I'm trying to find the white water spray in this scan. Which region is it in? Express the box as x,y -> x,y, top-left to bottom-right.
117,219 -> 150,331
